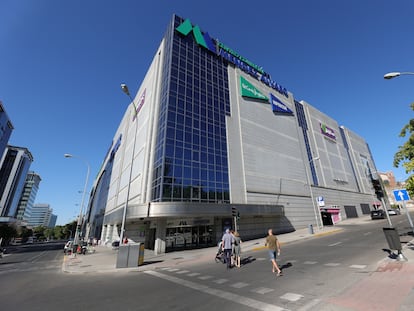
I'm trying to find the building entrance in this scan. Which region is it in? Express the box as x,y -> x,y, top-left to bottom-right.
165,225 -> 214,251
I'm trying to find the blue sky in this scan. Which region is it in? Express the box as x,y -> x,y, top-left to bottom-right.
1,1 -> 414,225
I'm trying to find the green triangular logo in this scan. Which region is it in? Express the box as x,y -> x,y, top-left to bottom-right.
240,76 -> 268,101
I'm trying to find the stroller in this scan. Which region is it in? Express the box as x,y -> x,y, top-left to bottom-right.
215,241 -> 225,264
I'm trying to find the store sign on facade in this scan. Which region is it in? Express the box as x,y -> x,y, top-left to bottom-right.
240,76 -> 268,101
176,18 -> 289,98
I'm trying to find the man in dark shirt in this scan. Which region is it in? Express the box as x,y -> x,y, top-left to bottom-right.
222,229 -> 235,269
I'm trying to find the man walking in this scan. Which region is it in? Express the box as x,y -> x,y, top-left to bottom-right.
222,228 -> 234,269
265,228 -> 282,276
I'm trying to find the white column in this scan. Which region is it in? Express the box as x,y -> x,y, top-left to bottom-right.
154,219 -> 167,255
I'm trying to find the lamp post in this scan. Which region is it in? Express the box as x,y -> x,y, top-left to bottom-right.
64,153 -> 90,246
305,156 -> 322,230
119,83 -> 139,245
384,72 -> 414,80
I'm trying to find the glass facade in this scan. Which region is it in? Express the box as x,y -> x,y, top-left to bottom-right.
295,100 -> 318,186
152,15 -> 231,203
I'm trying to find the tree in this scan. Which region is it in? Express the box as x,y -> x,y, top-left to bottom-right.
0,224 -> 17,245
394,103 -> 414,196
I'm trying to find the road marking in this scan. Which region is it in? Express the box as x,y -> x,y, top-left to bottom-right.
161,267 -> 170,270
30,251 -> 47,262
350,265 -> 367,269
231,282 -> 249,288
144,270 -> 290,311
198,275 -> 213,280
328,242 -> 342,247
303,261 -> 318,265
297,299 -> 322,311
280,293 -> 304,302
324,263 -> 341,267
213,278 -> 229,284
176,270 -> 189,274
188,272 -> 201,277
256,257 -> 266,261
251,287 -> 275,295
363,232 -> 372,236
167,268 -> 179,272
285,260 -> 298,263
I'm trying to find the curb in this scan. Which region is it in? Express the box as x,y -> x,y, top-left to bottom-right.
250,228 -> 344,251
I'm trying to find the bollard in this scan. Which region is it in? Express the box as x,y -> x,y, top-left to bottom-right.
308,224 -> 314,234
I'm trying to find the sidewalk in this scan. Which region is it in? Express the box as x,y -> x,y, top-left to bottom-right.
62,217 -> 366,274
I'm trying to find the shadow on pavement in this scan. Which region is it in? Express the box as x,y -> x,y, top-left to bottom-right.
281,262 -> 293,270
141,260 -> 164,266
241,256 -> 256,266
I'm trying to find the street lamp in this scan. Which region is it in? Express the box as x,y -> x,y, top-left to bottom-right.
64,153 -> 90,246
384,72 -> 414,80
119,83 -> 139,245
305,156 -> 322,230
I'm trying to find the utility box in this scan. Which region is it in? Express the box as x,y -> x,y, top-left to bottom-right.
383,228 -> 402,251
116,243 -> 145,268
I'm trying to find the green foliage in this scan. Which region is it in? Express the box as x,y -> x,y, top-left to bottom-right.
0,224 -> 17,245
394,103 -> 414,196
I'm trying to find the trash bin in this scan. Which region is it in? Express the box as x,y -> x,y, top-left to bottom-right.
382,228 -> 402,251
308,224 -> 314,234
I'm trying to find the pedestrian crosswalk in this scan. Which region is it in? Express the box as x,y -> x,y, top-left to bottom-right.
155,258 -> 371,310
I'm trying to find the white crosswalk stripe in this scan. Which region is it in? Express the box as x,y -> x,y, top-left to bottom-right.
213,278 -> 229,284
303,261 -> 318,265
145,270 -> 290,311
231,282 -> 249,289
280,292 -> 304,302
187,272 -> 201,277
324,263 -> 341,267
176,270 -> 190,274
198,275 -> 213,280
350,264 -> 367,269
251,287 -> 275,295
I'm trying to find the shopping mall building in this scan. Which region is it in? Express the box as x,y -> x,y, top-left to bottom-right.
87,15 -> 380,253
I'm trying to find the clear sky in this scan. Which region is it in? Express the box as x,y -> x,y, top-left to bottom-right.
1,0 -> 413,225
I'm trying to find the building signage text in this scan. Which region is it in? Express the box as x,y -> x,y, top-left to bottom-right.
176,18 -> 289,98
320,123 -> 336,141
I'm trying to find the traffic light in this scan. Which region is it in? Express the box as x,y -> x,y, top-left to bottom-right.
371,178 -> 384,199
231,206 -> 237,217
237,211 -> 240,221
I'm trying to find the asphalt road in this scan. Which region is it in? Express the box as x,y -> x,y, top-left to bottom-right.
0,216 -> 412,311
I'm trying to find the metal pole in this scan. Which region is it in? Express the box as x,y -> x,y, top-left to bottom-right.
119,85 -> 139,245
305,158 -> 322,229
70,157 -> 90,246
233,216 -> 238,232
381,197 -> 393,228
402,200 -> 414,232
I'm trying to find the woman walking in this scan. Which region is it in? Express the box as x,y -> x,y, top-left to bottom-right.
265,229 -> 282,276
233,232 -> 242,268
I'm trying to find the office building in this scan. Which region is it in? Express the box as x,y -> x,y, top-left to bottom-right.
16,171 -> 41,222
0,101 -> 14,158
48,213 -> 57,228
89,15 -> 380,253
0,145 -> 33,220
27,203 -> 53,228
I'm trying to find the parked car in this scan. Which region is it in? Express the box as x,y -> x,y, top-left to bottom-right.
64,241 -> 74,254
371,209 -> 385,220
388,209 -> 401,216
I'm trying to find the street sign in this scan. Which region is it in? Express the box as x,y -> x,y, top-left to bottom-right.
317,196 -> 325,207
393,189 -> 410,202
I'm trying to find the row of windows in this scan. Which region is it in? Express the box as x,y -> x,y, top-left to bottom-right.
151,16 -> 230,203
